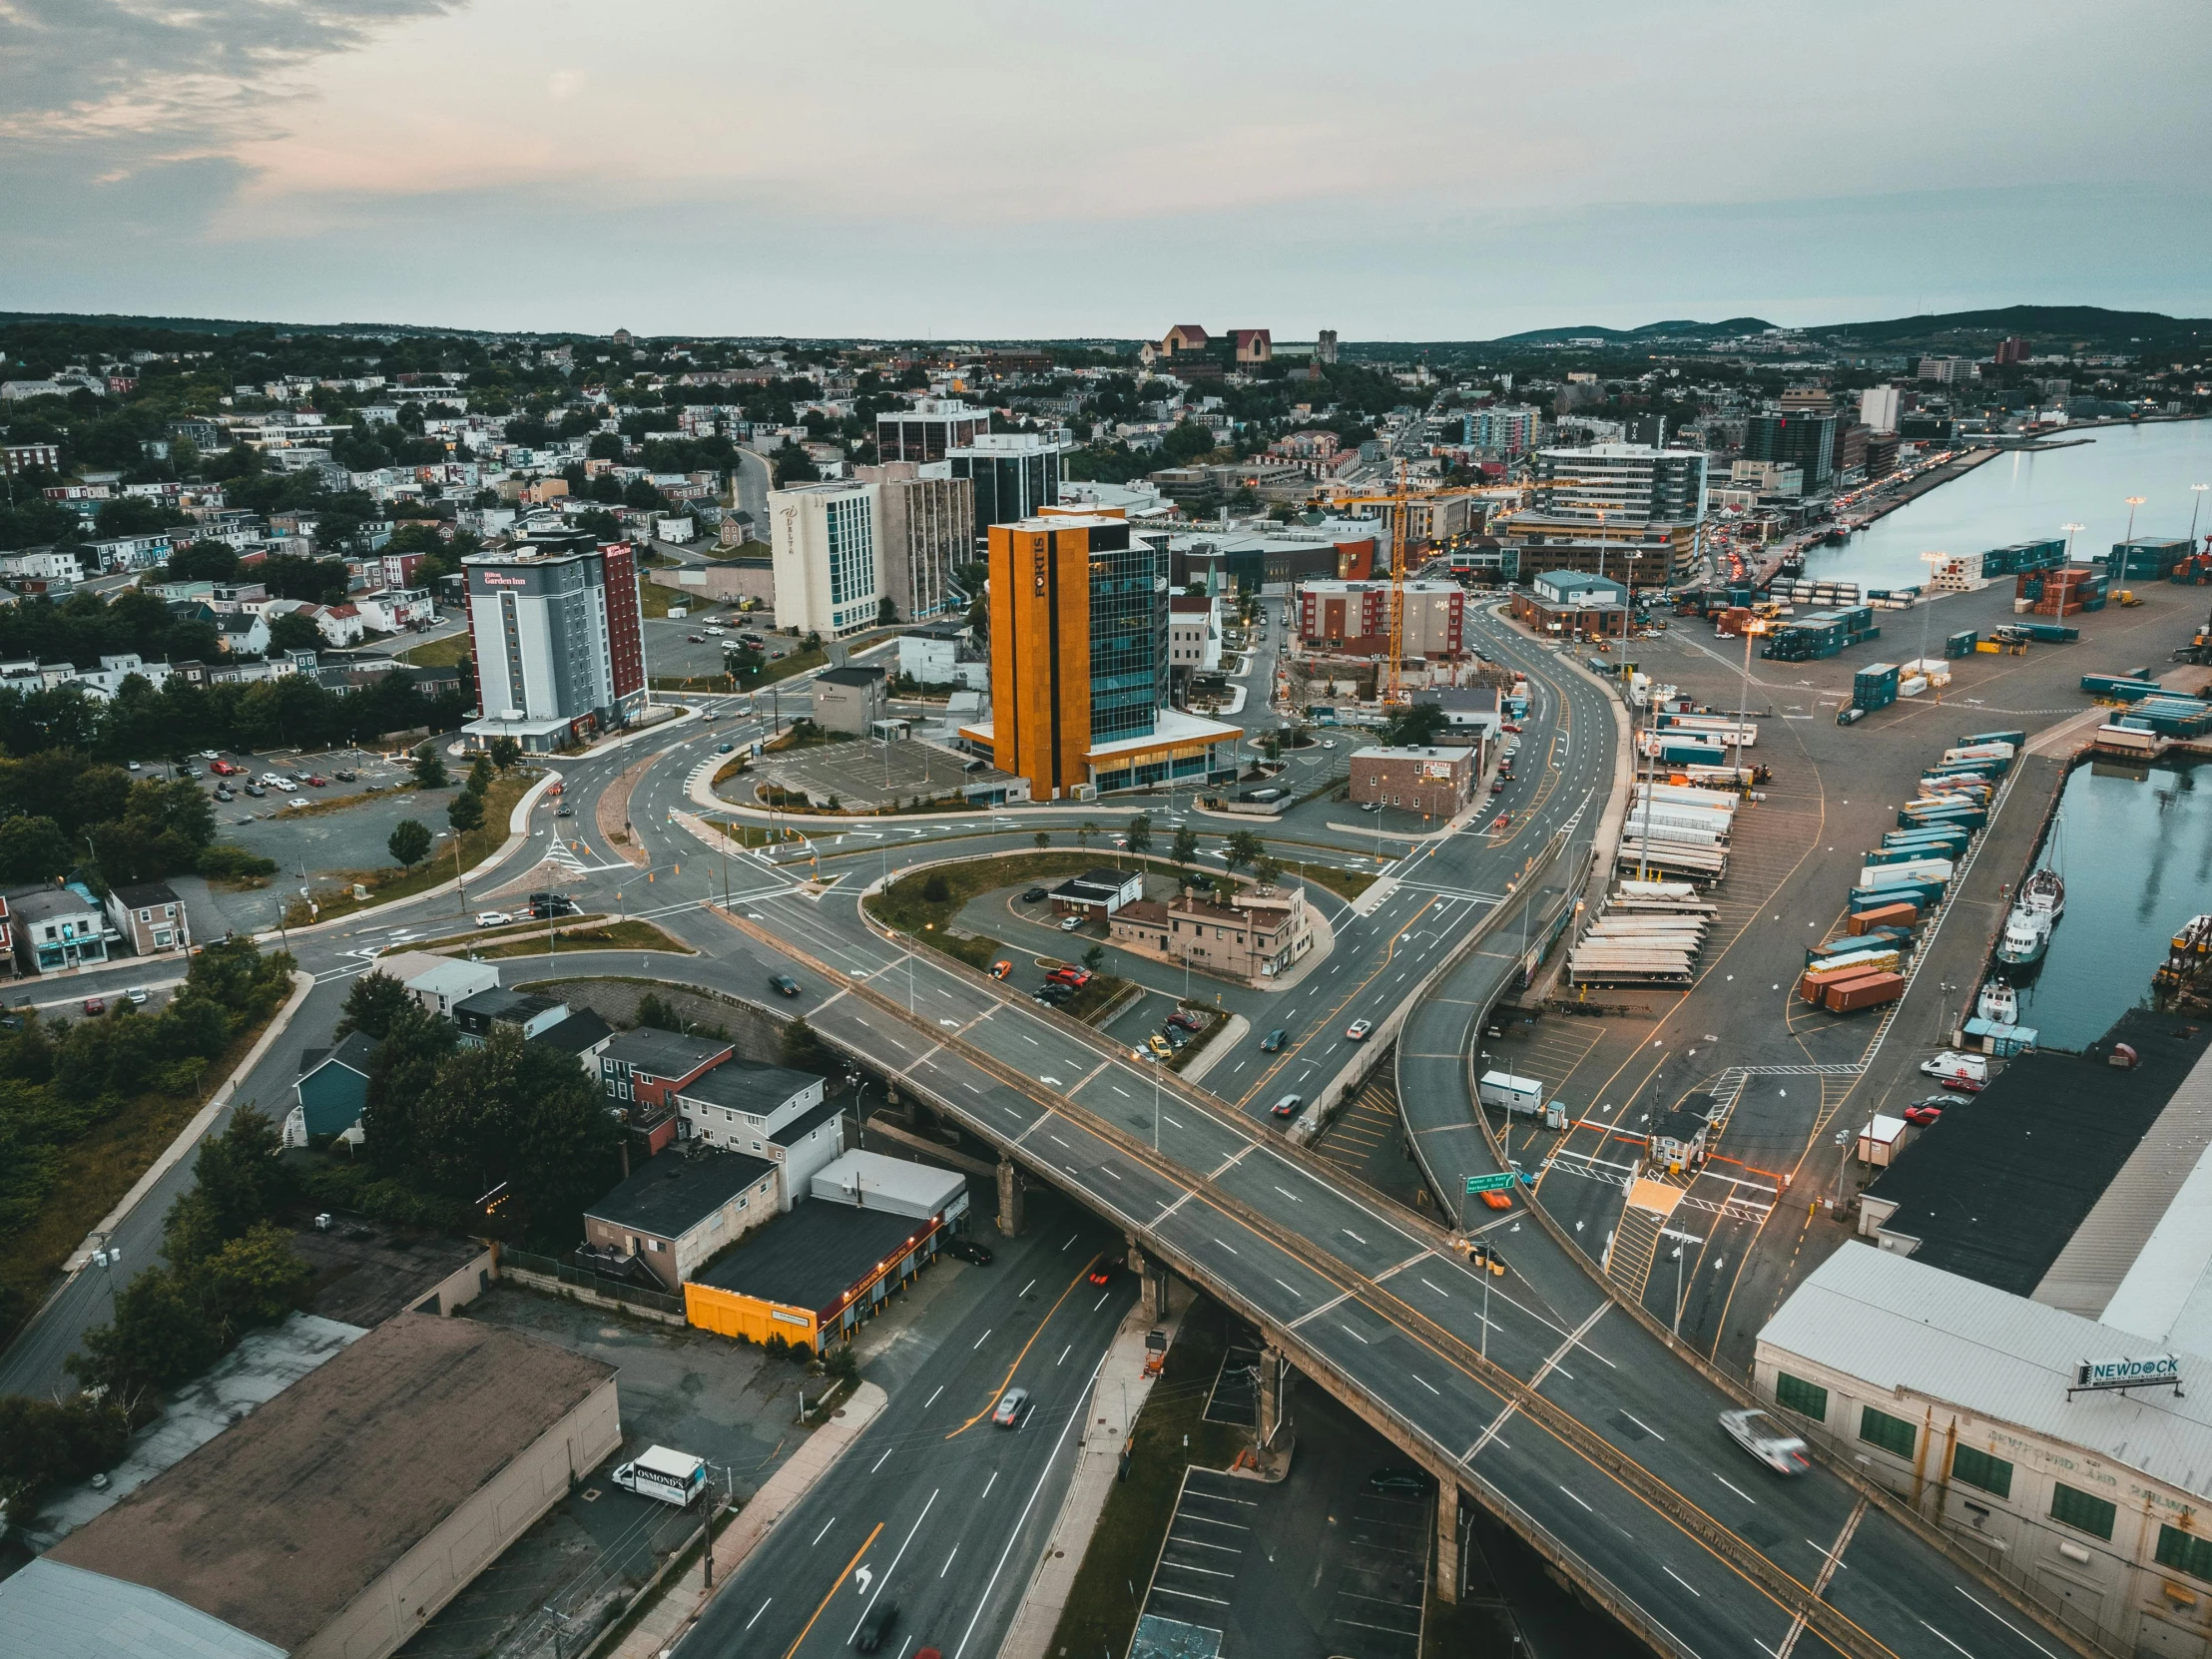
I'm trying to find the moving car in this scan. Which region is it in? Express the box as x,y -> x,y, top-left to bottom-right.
1480,1189 -> 1513,1211
554,805 -> 574,818
527,891 -> 578,918
1346,1018 -> 1374,1041
991,1388 -> 1029,1428
125,987 -> 148,1006
270,778 -> 298,794
1719,1407 -> 1811,1475
686,634 -> 705,644
1368,1466 -> 1428,1495
770,973 -> 802,997
1087,1259 -> 1116,1286
1034,985 -> 1073,1005
209,759 -> 242,776
853,1601 -> 899,1653
1259,1027 -> 1288,1052
717,742 -> 734,754
989,960 -> 1012,979
1271,1093 -> 1303,1119
474,911 -> 513,927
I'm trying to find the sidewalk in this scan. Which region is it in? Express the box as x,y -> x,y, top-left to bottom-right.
997,1299 -> 1190,1659
605,1380 -> 888,1659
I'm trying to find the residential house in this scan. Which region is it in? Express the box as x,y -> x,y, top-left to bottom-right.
599,1028 -> 736,1153
576,1150 -> 781,1293
285,1031 -> 377,1146
375,953 -> 499,1016
1109,882 -> 1315,984
104,879 -> 190,957
672,1062 -> 842,1211
215,612 -> 271,656
11,882 -> 112,973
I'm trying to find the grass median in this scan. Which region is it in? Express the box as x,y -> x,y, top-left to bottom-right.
471,918 -> 693,959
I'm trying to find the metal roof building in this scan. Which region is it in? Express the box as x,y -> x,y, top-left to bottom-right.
1756,1242 -> 2212,1657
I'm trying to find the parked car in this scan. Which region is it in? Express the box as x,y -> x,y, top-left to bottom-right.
1346,1018 -> 1374,1041
474,911 -> 513,927
1147,1035 -> 1173,1061
770,973 -> 802,997
209,759 -> 241,776
125,987 -> 148,1006
304,775 -> 327,787
82,997 -> 106,1015
991,1388 -> 1029,1428
213,787 -> 235,803
989,960 -> 1012,979
1046,967 -> 1092,987
1271,1093 -> 1303,1119
1259,1028 -> 1288,1051
1719,1407 -> 1810,1476
125,760 -> 141,772
944,1236 -> 993,1266
333,769 -> 357,783
1166,1009 -> 1204,1032
1034,986 -> 1073,1006
1059,915 -> 1082,932
1161,1025 -> 1189,1050
271,778 -> 298,794
288,770 -> 309,783
1021,887 -> 1049,903
1902,1103 -> 1944,1126
243,783 -> 268,798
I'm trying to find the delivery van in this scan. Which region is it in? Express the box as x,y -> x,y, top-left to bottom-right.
610,1445 -> 709,1508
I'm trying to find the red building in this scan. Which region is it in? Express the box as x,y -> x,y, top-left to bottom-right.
1296,579 -> 1463,657
601,540 -> 646,704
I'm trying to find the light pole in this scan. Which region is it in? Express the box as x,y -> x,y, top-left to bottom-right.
1918,550 -> 1947,675
2060,521 -> 2085,561
2125,495 -> 2147,541
2117,498 -> 2147,590
2191,483 -> 2209,551
1669,1244 -> 1685,1336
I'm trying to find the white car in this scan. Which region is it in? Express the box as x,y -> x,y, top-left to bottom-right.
272,778 -> 298,793
1719,1408 -> 1810,1475
1059,915 -> 1082,932
474,911 -> 513,928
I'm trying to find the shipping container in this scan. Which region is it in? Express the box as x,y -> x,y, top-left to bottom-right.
1849,901 -> 1921,933
1826,971 -> 1906,1014
1944,629 -> 1978,658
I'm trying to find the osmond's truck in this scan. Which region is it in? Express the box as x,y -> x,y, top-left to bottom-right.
610,1445 -> 709,1508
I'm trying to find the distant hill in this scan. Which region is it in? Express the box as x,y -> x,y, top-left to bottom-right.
1475,304 -> 2209,353
1491,317 -> 1776,345
0,309 -> 469,338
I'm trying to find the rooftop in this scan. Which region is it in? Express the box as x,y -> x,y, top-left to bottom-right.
0,1558 -> 281,1659
817,664 -> 886,688
601,1026 -> 734,1078
45,1314 -> 614,1653
454,986 -> 564,1024
677,1060 -> 823,1117
770,1094 -> 845,1147
1862,1008 -> 2212,1296
1760,1242 -> 2212,1502
2066,1043 -> 2212,1346
1349,745 -> 1475,763
110,879 -> 183,907
584,1148 -> 778,1238
693,1199 -> 939,1316
298,1028 -> 378,1080
532,1007 -> 614,1056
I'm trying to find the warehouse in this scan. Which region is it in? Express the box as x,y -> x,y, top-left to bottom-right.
6,1314 -> 619,1659
683,1199 -> 945,1352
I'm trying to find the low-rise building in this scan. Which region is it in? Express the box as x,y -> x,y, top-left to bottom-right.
104,879 -> 190,957
672,1062 -> 840,1208
683,1196 -> 946,1353
287,1031 -> 377,1146
11,882 -> 111,974
578,1149 -> 781,1292
1646,1092 -> 1715,1172
1296,579 -> 1464,658
1110,882 -> 1314,984
1411,686 -> 1502,743
600,1028 -> 736,1114
380,953 -> 500,1017
812,663 -> 888,735
1349,745 -> 1476,818
452,987 -> 569,1044
1049,867 -> 1145,918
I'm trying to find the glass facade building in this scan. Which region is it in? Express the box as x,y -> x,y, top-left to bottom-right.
1086,532 -> 1167,745
949,433 -> 1065,537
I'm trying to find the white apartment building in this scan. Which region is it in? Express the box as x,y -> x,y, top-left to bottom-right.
1529,444 -> 1707,527
1860,384 -> 1901,433
769,480 -> 882,639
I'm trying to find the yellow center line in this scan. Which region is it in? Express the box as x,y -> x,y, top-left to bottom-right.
946,1255 -> 1103,1437
782,1520 -> 884,1659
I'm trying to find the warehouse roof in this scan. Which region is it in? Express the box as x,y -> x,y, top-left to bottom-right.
694,1200 -> 937,1315
0,1558 -> 281,1659
1861,1008 -> 2212,1296
585,1149 -> 777,1238
1760,1242 -> 2212,1501
45,1315 -> 613,1653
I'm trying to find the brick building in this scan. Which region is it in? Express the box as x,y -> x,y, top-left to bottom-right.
1295,580 -> 1464,658
1109,882 -> 1314,984
1349,745 -> 1477,818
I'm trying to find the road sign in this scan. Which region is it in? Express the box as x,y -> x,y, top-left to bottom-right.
1464,1172 -> 1520,1195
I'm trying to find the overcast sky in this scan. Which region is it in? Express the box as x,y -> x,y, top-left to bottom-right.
5,0 -> 2208,340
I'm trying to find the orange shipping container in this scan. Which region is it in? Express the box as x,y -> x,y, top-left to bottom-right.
1825,971 -> 1906,1013
1849,901 -> 1919,934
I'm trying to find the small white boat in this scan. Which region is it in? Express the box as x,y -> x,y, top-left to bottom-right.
2021,867 -> 2065,921
1994,904 -> 2053,971
1976,980 -> 2018,1025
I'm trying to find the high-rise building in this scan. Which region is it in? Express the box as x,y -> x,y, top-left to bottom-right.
1529,444 -> 1708,526
947,431 -> 1065,535
874,397 -> 988,464
769,481 -> 882,639
852,461 -> 973,623
463,532 -> 645,748
1467,404 -> 1543,456
1743,413 -> 1838,492
959,516 -> 1238,801
1993,336 -> 2027,365
1859,384 -> 1901,433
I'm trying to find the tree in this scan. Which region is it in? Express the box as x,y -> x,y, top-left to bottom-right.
1075,822 -> 1097,848
1082,943 -> 1106,973
387,819 -> 431,868
334,970 -> 410,1042
1033,830 -> 1050,848
447,791 -> 484,834
466,754 -> 494,796
266,611 -> 323,656
411,743 -> 449,790
1254,854 -> 1285,888
1126,813 -> 1153,859
1172,825 -> 1200,866
0,815 -> 70,883
1224,830 -> 1266,873
162,1108 -> 291,1268
877,595 -> 898,627
165,539 -> 242,584
0,1395 -> 131,1521
781,1016 -> 827,1072
488,736 -> 522,772
1381,701 -> 1449,749
1159,422 -> 1217,466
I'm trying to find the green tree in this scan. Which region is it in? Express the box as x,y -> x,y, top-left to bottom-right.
71,1268 -> 218,1397
0,1395 -> 131,1521
162,1108 -> 291,1269
266,612 -> 323,656
387,819 -> 431,868
447,791 -> 484,834
333,970 -> 410,1042
488,736 -> 522,772
1172,825 -> 1200,866
1381,701 -> 1449,749
1126,813 -> 1153,859
411,743 -> 450,790
1033,830 -> 1050,849
1159,422 -> 1217,465
0,815 -> 70,883
1075,821 -> 1097,848
782,1016 -> 827,1071
1224,830 -> 1265,873
1082,943 -> 1106,973
361,1001 -> 459,1178
466,754 -> 494,797
1254,854 -> 1285,887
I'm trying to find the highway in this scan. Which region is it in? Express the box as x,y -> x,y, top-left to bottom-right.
0,601 -> 2084,1659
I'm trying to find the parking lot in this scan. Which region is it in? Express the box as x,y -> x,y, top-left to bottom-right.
738,732 -> 979,813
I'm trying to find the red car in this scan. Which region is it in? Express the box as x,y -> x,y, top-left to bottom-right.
1046,966 -> 1093,988
1902,1103 -> 1944,1126
1087,1258 -> 1116,1286
304,774 -> 328,787
209,759 -> 241,776
82,996 -> 106,1015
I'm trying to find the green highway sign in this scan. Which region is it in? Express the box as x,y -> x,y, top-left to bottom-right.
1464,1173 -> 1519,1195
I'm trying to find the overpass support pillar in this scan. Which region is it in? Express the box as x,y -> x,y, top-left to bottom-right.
1125,1237 -> 1171,1322
995,1158 -> 1024,1237
1433,1484 -> 1460,1604
1257,1346 -> 1295,1448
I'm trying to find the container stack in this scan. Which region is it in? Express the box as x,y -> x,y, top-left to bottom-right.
1569,884 -> 1711,986
1979,538 -> 2066,577
1615,783 -> 1736,884
2017,568 -> 2106,617
1853,662 -> 1901,712
1653,713 -> 1758,748
1944,629 -> 1978,658
1762,605 -> 1882,663
1767,576 -> 1864,607
1798,946 -> 1906,1014
2081,673 -> 2167,704
2107,538 -> 2192,580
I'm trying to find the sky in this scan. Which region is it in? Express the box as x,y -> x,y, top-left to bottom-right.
4,0 -> 2210,340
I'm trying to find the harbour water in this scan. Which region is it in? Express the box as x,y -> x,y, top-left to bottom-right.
1807,418 -> 2212,591
2007,757 -> 2212,1050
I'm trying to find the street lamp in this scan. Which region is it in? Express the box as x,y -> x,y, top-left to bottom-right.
2060,521 -> 2085,561
2116,497 -> 2148,590
2125,496 -> 2147,542
1669,1244 -> 1685,1336
2191,483 -> 2209,551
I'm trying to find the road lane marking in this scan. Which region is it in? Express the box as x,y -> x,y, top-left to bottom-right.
1954,1587 -> 2058,1657
925,1385 -> 943,1408
1558,1485 -> 1593,1512
1713,1473 -> 1756,1503
1663,1565 -> 1702,1597
948,1258 -> 1098,1436
846,1488 -> 937,1645
747,1597 -> 774,1629
780,1521 -> 883,1659
812,1517 -> 835,1545
1617,1410 -> 1664,1440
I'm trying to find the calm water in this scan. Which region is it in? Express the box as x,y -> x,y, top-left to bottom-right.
2009,759 -> 2212,1049
1807,418 -> 2212,591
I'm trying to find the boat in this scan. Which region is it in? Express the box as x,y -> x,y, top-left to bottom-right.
1976,980 -> 2018,1025
2021,866 -> 2065,921
1994,904 -> 2053,974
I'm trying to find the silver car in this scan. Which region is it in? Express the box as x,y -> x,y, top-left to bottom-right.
1719,1408 -> 1810,1475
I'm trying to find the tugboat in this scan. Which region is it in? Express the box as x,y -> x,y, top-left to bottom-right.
1976,979 -> 2019,1025
2021,866 -> 2066,921
1993,902 -> 2054,976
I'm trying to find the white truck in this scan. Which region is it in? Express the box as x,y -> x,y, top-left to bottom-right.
610,1445 -> 709,1508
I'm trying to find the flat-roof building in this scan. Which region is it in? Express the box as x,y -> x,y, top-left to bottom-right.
1349,745 -> 1476,819
580,1148 -> 781,1290
18,1315 -> 619,1659
770,479 -> 882,640
462,534 -> 645,743
685,1199 -> 946,1353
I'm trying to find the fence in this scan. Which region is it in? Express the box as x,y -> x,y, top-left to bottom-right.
501,1248 -> 685,1317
